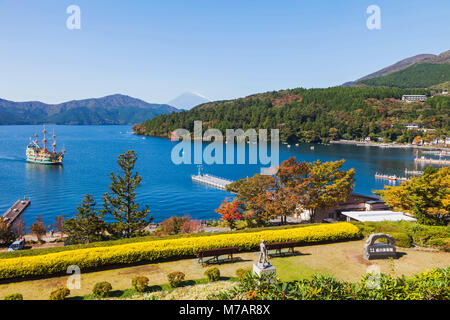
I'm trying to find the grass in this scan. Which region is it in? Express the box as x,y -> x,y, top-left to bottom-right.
1,239 -> 448,300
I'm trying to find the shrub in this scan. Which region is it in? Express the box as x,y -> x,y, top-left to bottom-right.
3,293 -> 23,300
236,268 -> 252,282
204,267 -> 220,282
213,267 -> 450,300
167,271 -> 185,288
0,223 -> 360,280
427,238 -> 450,251
49,287 -> 70,300
391,232 -> 413,248
132,276 -> 149,293
92,282 -> 112,298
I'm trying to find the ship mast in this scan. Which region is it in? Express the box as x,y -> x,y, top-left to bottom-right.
52,129 -> 56,153
34,133 -> 39,147
42,125 -> 47,151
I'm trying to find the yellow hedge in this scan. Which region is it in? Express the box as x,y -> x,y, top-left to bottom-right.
0,222 -> 360,280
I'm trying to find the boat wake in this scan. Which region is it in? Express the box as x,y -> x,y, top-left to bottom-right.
0,155 -> 25,162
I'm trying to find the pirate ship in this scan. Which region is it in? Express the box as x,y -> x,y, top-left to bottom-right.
26,126 -> 65,165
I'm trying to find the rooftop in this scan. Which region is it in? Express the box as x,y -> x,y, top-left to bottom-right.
341,210 -> 417,222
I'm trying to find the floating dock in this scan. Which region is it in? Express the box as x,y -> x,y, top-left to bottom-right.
2,198 -> 30,226
404,169 -> 423,175
191,174 -> 233,190
375,173 -> 410,182
414,157 -> 450,165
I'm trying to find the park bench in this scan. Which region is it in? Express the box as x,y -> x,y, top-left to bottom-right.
196,247 -> 237,266
266,241 -> 301,257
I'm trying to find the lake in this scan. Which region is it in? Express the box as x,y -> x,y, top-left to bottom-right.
0,125 -> 429,226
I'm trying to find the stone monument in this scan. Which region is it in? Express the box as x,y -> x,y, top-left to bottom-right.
364,233 -> 397,260
253,239 -> 276,279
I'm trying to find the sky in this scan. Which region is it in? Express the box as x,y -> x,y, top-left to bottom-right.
0,0 -> 449,104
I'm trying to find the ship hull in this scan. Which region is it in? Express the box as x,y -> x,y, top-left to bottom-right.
26,158 -> 63,165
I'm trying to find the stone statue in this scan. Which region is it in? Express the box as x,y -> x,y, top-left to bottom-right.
258,239 -> 271,268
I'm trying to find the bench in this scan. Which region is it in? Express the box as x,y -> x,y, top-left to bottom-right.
196,247 -> 237,266
266,241 -> 301,257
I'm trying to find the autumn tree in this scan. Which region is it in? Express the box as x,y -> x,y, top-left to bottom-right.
227,174 -> 275,226
0,217 -> 16,245
300,159 -> 355,222
268,158 -> 311,224
102,150 -> 153,238
29,215 -> 48,242
215,198 -> 243,229
64,194 -> 106,244
229,157 -> 355,225
53,214 -> 65,239
375,166 -> 449,225
11,217 -> 26,239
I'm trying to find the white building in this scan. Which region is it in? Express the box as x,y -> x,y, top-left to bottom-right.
341,210 -> 417,222
405,124 -> 420,130
402,95 -> 427,102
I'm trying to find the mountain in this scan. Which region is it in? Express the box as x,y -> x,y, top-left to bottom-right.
343,50 -> 450,87
0,94 -> 179,125
167,92 -> 210,110
359,63 -> 450,88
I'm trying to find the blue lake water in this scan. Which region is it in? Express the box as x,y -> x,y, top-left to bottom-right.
0,125 -> 431,226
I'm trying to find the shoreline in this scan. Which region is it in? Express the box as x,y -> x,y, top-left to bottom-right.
330,139 -> 450,152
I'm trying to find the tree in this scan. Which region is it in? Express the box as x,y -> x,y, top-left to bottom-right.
159,216 -> 188,235
11,217 -> 26,239
53,214 -> 65,239
64,194 -> 106,244
375,167 -> 449,225
102,150 -> 153,238
300,160 -> 355,222
0,217 -> 16,245
29,215 -> 48,242
229,157 -> 355,225
215,198 -> 243,229
227,174 -> 275,226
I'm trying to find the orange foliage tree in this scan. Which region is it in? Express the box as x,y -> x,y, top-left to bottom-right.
215,198 -> 243,229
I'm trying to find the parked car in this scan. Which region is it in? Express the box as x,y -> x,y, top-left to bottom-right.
8,239 -> 25,252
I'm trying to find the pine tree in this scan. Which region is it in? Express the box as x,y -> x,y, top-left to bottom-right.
64,194 -> 106,244
102,150 -> 153,238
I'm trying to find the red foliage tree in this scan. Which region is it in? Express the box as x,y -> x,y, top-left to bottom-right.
215,198 -> 243,229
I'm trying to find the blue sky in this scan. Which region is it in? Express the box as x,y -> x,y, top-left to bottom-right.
0,0 -> 449,104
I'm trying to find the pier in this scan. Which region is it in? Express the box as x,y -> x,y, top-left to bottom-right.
404,169 -> 423,175
192,174 -> 233,189
414,157 -> 450,165
2,198 -> 30,226
375,173 -> 410,182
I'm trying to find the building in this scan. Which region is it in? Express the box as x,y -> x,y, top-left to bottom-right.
402,95 -> 427,102
406,124 -> 420,130
297,193 -> 389,223
340,210 -> 417,222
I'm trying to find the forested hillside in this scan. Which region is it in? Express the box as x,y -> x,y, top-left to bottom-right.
133,87 -> 450,143
360,64 -> 450,88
